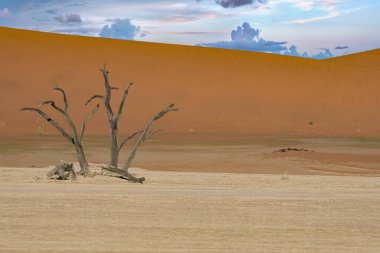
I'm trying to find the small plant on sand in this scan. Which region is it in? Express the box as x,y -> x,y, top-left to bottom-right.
281,171 -> 289,180
85,66 -> 179,183
21,87 -> 99,175
36,122 -> 45,135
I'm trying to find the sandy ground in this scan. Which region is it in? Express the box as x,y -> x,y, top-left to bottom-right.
1,165 -> 380,253
1,136 -> 380,252
1,135 -> 380,176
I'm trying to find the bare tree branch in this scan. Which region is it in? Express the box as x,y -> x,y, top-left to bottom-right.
53,87 -> 68,111
47,87 -> 80,140
118,130 -> 143,153
102,165 -> 145,183
117,82 -> 134,120
144,128 -> 163,142
40,100 -> 79,139
100,67 -> 114,122
79,104 -> 100,141
152,104 -> 180,120
85,95 -> 105,105
39,100 -> 66,117
23,84 -> 100,175
21,107 -> 74,144
121,104 -> 179,171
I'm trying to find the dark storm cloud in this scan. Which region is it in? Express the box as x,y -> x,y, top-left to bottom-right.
216,0 -> 267,8
196,0 -> 267,8
335,46 -> 349,50
45,9 -> 58,14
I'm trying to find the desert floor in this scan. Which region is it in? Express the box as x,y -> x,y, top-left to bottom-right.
1,134 -> 380,175
1,135 -> 380,252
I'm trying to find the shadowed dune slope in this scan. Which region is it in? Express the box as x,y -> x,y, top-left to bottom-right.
0,27 -> 380,137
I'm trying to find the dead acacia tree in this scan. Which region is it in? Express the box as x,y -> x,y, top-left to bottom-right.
21,87 -> 99,175
86,67 -> 179,182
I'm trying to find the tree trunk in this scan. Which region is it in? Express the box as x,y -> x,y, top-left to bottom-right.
76,143 -> 89,175
110,119 -> 119,168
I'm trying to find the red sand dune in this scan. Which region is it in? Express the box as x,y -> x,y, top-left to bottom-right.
1,27 -> 380,137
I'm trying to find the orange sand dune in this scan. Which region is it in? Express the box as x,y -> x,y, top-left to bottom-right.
1,27 -> 380,137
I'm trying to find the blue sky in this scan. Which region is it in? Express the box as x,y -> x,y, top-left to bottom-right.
0,0 -> 379,59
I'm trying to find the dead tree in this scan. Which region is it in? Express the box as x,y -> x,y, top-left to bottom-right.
103,104 -> 179,183
86,67 -> 179,182
21,87 -> 99,175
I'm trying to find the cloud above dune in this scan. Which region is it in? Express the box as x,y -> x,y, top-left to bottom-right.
231,22 -> 260,41
198,22 -> 334,59
335,46 -> 349,50
99,19 -> 140,40
54,13 -> 82,23
283,45 -> 334,59
215,0 -> 268,8
0,8 -> 11,18
196,0 -> 268,8
198,22 -> 287,53
283,45 -> 309,57
312,48 -> 334,59
282,11 -> 340,24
